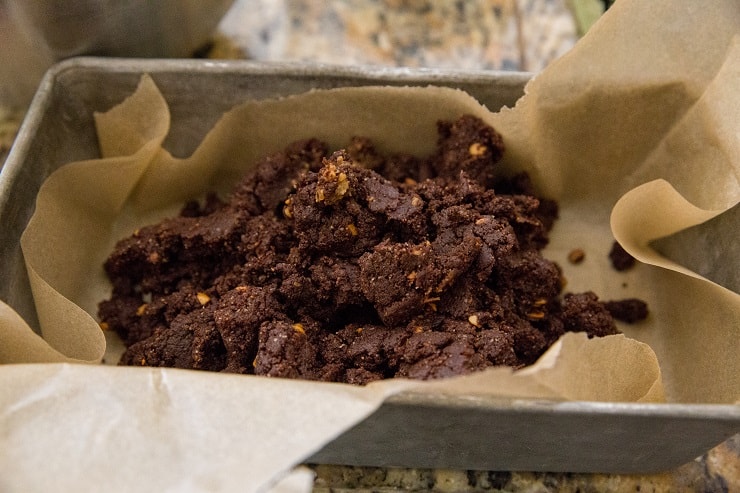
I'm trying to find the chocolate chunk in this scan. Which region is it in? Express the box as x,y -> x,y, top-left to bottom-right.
604,298 -> 649,323
358,240 -> 433,326
561,292 -> 619,338
432,114 -> 504,186
213,286 -> 285,373
397,331 -> 490,380
254,320 -> 321,379
609,241 -> 636,271
120,309 -> 225,371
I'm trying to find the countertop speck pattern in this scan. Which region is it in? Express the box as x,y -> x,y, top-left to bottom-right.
311,433 -> 740,490
310,435 -> 740,491
218,0 -> 577,72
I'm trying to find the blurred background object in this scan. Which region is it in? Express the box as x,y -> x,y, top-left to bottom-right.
0,0 -> 234,109
2,0 -> 596,167
567,0 -> 605,35
217,0 -> 582,72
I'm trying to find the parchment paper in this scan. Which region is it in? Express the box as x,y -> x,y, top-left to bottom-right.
1,0 -> 739,491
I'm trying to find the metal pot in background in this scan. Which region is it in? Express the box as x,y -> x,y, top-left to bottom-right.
0,0 -> 234,109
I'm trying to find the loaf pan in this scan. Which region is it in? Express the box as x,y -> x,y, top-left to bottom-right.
1,57 -> 738,473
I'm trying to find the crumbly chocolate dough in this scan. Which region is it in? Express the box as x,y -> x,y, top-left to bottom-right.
609,240 -> 637,271
604,298 -> 649,324
99,115 -> 647,384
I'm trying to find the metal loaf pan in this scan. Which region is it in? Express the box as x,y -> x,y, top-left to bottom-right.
1,57 -> 738,474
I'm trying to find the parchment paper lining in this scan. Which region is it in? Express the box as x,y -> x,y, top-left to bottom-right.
18,78 -> 667,402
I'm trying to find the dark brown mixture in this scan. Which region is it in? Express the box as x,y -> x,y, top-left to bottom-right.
609,240 -> 637,271
99,115 -> 647,384
604,299 -> 649,324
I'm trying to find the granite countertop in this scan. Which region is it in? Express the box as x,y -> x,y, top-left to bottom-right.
310,434 -> 739,491
1,1 -> 738,491
0,0 -> 582,168
217,0 -> 578,72
0,0 -> 592,166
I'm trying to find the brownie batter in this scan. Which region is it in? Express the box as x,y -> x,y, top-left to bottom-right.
99,115 -> 647,384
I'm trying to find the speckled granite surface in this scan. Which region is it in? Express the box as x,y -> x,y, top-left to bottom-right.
310,433 -> 740,492
218,0 -> 577,72
1,1 -> 738,491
